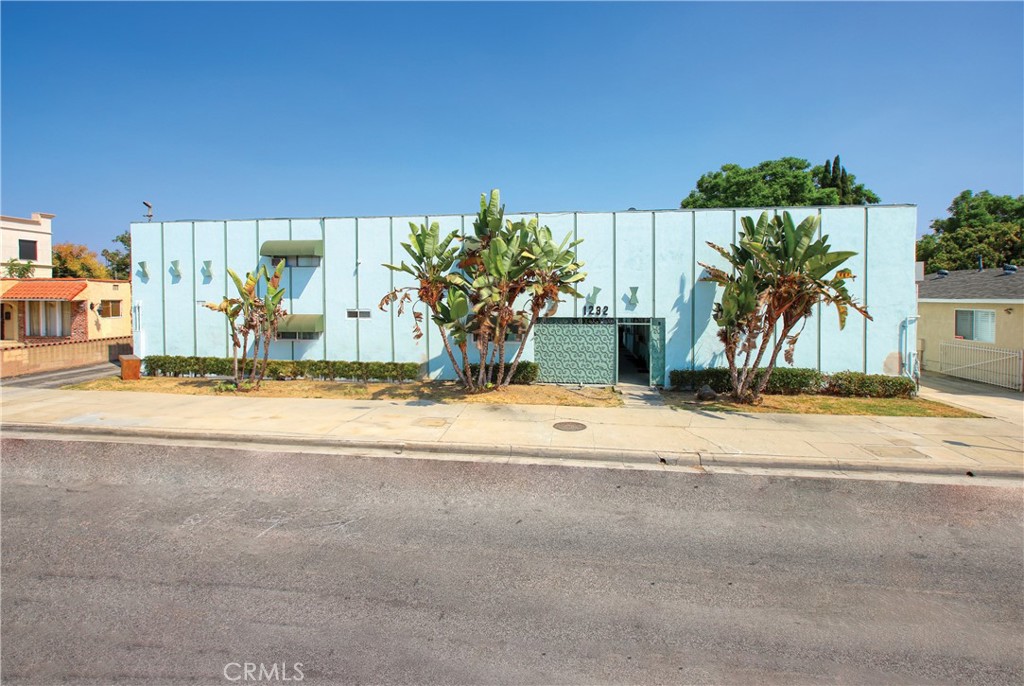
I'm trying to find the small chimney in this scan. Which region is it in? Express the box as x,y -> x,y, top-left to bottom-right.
978,255 -> 984,271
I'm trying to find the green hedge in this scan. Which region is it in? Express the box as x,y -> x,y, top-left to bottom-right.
668,367 -> 825,395
668,368 -> 734,393
467,361 -> 540,386
668,367 -> 916,399
142,356 -> 421,383
824,371 -> 917,399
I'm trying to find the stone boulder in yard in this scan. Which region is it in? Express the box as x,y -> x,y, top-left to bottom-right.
695,384 -> 718,401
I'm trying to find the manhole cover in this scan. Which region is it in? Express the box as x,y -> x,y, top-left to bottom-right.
554,421 -> 587,432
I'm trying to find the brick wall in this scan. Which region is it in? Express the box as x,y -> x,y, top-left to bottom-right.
0,336 -> 133,378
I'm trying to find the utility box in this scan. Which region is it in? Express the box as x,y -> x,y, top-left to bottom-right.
120,354 -> 141,381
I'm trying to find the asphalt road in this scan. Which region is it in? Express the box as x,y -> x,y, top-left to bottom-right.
2,438 -> 1022,685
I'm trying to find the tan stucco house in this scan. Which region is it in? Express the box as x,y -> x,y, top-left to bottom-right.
918,267 -> 1023,390
1,212 -> 54,277
0,278 -> 132,377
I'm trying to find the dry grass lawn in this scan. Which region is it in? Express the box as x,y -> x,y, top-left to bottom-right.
65,376 -> 622,408
661,391 -> 980,418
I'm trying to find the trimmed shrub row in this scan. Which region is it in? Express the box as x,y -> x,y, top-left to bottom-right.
669,367 -> 916,399
824,371 -> 917,399
143,356 -> 421,383
141,356 -> 542,385
467,362 -> 540,386
669,367 -> 825,395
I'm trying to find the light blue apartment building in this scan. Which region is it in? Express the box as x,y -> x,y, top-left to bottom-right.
130,204 -> 918,385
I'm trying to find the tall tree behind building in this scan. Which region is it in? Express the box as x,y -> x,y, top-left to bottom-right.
52,243 -> 110,278
916,190 -> 1024,273
102,231 -> 131,280
814,155 -> 880,205
681,156 -> 880,208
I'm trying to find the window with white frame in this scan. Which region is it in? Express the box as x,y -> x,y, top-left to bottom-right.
26,301 -> 71,337
346,309 -> 371,319
954,309 -> 996,343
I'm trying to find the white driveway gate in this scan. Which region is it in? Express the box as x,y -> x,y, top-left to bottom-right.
939,340 -> 1024,391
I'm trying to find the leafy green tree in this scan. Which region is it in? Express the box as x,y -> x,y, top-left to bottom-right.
916,190 -> 1024,272
3,259 -> 35,278
52,243 -> 109,278
381,189 -> 586,391
681,156 -> 880,208
102,231 -> 131,280
700,211 -> 870,404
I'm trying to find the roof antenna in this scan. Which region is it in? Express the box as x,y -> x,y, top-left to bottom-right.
143,201 -> 153,222
977,254 -> 983,271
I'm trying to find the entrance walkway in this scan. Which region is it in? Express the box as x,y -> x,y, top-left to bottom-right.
616,381 -> 666,408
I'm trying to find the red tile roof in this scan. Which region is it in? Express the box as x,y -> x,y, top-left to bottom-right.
2,280 -> 88,301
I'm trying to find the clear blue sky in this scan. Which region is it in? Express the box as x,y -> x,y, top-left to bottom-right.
2,1 -> 1022,256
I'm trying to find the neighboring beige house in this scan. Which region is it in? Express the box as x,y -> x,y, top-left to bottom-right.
918,267 -> 1023,390
0,278 -> 132,377
1,212 -> 55,276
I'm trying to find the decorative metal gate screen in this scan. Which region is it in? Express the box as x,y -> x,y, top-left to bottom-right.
535,319 -> 616,384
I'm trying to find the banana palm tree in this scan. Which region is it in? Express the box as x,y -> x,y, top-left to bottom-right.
381,220 -> 470,386
205,261 -> 287,389
700,211 -> 870,403
500,223 -> 585,387
381,189 -> 588,392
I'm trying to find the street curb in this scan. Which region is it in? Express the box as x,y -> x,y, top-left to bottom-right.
0,422 -> 680,466
2,422 -> 1021,480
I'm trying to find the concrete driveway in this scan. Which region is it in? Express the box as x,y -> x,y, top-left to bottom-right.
918,373 -> 1024,426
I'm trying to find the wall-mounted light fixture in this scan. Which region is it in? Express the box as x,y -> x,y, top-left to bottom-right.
169,260 -> 181,277
138,261 -> 149,278
628,286 -> 639,306
585,286 -> 602,306
202,260 -> 213,278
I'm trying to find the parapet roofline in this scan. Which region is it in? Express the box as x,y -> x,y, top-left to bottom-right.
131,204 -> 918,226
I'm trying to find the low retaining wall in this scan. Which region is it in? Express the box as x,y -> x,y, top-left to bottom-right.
0,337 -> 133,378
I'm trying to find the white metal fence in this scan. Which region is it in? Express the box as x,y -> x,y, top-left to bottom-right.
939,340 -> 1024,391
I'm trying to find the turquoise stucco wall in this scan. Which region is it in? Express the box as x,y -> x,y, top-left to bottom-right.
131,204 -> 918,382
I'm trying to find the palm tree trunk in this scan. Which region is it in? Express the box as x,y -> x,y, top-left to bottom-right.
256,328 -> 273,389
436,325 -> 469,387
502,309 -> 539,387
238,331 -> 250,386
494,329 -> 508,390
457,341 -> 473,390
476,338 -> 488,388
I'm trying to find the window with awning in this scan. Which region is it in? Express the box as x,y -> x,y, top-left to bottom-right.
260,240 -> 324,267
276,314 -> 324,340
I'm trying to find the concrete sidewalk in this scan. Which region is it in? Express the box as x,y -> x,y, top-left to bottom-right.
1,385 -> 1021,479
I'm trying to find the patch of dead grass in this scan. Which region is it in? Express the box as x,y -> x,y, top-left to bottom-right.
64,376 -> 622,408
661,391 -> 980,418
